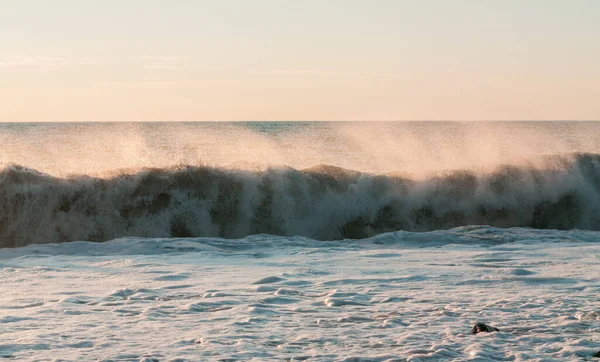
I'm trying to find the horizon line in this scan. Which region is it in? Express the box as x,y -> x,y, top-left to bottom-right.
1,119 -> 599,123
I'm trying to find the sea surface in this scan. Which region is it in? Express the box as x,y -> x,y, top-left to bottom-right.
0,121 -> 599,361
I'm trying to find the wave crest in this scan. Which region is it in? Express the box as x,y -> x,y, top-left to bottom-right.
2,153 -> 600,247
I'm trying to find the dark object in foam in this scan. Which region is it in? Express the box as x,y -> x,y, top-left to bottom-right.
471,323 -> 499,334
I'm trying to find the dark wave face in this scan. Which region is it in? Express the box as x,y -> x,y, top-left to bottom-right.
1,153 -> 600,247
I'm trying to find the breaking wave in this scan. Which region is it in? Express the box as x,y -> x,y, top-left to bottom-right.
2,152 -> 600,247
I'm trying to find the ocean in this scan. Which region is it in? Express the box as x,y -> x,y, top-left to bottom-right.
1,121 -> 599,361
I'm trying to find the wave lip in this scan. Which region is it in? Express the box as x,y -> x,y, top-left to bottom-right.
1,153 -> 600,248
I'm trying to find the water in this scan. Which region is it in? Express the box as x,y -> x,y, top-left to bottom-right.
1,121 -> 599,360
2,121 -> 600,247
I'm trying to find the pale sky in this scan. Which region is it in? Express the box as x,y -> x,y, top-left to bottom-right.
1,0 -> 599,121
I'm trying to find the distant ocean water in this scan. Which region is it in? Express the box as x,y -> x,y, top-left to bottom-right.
1,121 -> 600,247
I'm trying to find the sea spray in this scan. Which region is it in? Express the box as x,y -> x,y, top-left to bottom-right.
1,153 -> 600,247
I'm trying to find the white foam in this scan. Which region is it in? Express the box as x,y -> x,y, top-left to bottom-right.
0,228 -> 599,360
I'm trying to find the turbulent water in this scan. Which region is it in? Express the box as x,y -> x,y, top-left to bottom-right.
2,122 -> 600,361
1,121 -> 600,247
3,152 -> 600,247
1,228 -> 600,361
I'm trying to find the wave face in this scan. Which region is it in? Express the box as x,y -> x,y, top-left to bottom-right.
2,152 -> 600,247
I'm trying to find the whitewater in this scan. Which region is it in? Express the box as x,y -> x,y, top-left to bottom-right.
1,121 -> 599,361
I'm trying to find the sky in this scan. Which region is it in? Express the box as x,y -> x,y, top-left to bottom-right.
0,0 -> 599,121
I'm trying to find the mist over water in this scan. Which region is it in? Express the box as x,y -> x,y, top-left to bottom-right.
1,121 -> 600,247
2,121 -> 599,176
